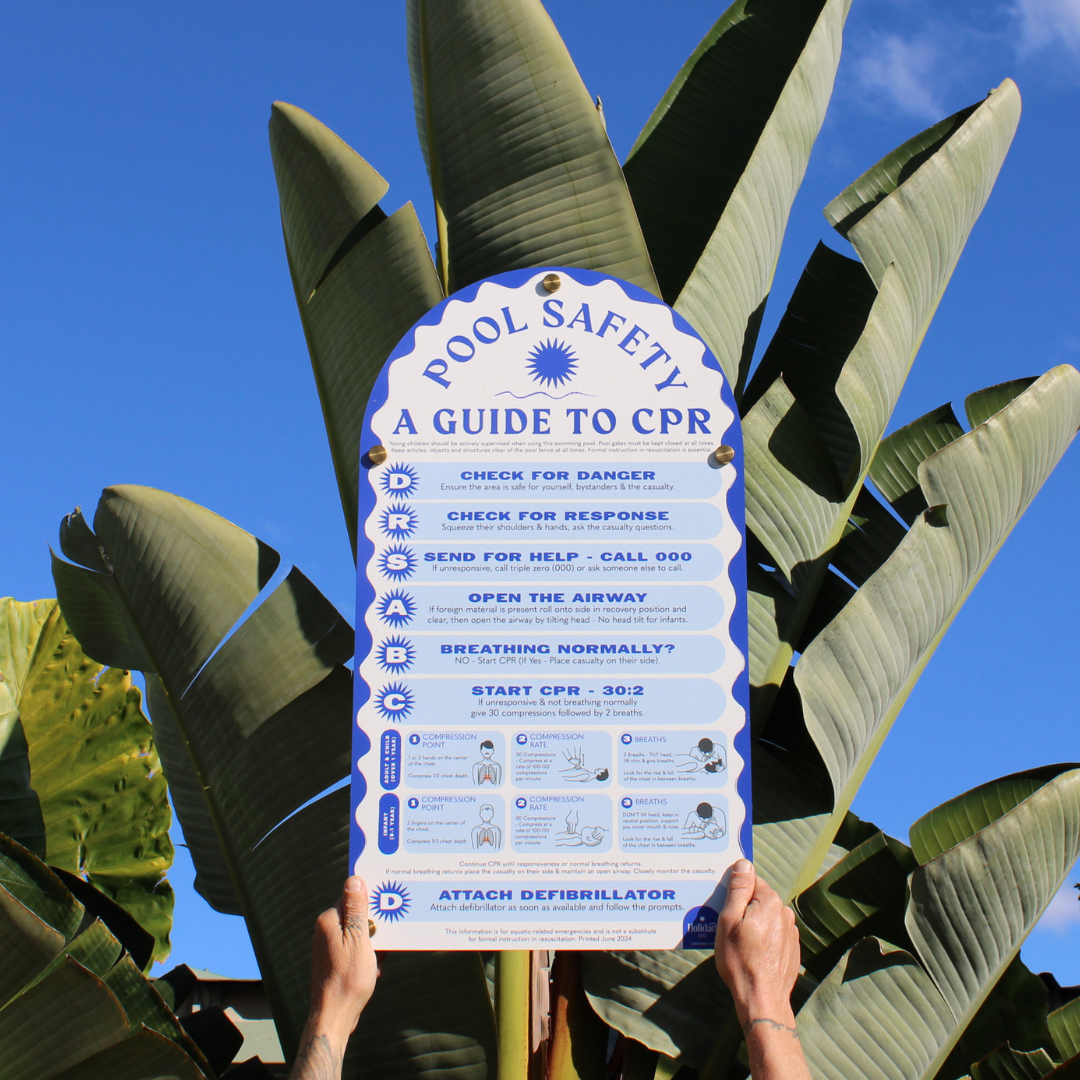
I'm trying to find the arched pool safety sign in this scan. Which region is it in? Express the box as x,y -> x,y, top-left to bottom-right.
351,267 -> 750,950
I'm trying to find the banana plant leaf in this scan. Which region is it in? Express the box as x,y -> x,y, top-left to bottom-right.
662,0 -> 849,393
581,948 -> 728,1066
51,486 -> 497,1076
1050,999 -> 1080,1061
407,0 -> 657,295
50,1028 -> 207,1080
587,366 -> 1080,1060
624,0 -> 839,307
796,765 -> 1080,1080
965,379 -> 1038,430
2,598 -> 53,853
62,916 -> 124,975
745,79 -> 1020,728
793,829 -> 1053,1077
0,597 -> 173,962
829,488 -> 907,589
798,937 -> 955,1080
269,102 -> 444,553
795,829 -> 918,980
578,813 -> 875,1067
0,832 -> 209,1080
747,86 -> 1015,708
970,1046 -> 1059,1080
1045,1057 -> 1080,1080
759,365 -> 1080,899
826,82 -> 1020,313
907,768 -> 1080,1065
941,958 -> 1056,1080
867,404 -> 966,525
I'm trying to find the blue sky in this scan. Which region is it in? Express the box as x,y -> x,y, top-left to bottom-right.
2,0 -> 1079,985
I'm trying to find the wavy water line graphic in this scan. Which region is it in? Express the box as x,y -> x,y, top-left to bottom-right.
494,390 -> 598,400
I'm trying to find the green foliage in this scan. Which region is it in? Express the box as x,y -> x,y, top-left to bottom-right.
269,102 -> 444,552
0,597 -> 173,962
44,0 -> 1080,1077
407,0 -> 657,295
0,832 -> 208,1080
51,487 -> 498,1075
794,768 -> 1080,1080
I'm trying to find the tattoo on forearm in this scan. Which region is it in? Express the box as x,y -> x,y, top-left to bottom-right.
744,1018 -> 799,1038
291,1034 -> 342,1080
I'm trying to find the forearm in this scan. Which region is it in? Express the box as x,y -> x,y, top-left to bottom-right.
740,1005 -> 811,1080
290,1018 -> 350,1080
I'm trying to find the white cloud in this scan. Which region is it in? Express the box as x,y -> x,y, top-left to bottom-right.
849,33 -> 945,120
1036,881 -> 1080,933
1012,0 -> 1080,56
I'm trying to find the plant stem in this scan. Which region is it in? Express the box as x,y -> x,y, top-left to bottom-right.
546,952 -> 608,1080
497,950 -> 531,1080
622,1041 -> 658,1080
696,1012 -> 743,1080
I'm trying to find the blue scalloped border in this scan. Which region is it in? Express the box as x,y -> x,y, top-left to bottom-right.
349,266 -> 753,877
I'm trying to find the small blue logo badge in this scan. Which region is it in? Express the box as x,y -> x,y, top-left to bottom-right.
682,906 -> 719,948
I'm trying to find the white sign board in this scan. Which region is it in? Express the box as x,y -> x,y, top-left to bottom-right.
351,267 -> 749,950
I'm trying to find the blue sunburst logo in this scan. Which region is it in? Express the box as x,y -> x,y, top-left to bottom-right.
376,635 -> 415,673
526,338 -> 578,388
374,683 -> 414,721
379,503 -> 418,539
376,589 -> 416,627
377,544 -> 417,581
372,880 -> 411,922
380,463 -> 419,498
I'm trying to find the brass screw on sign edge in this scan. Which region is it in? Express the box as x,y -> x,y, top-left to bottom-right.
541,273 -> 561,293
367,445 -> 388,466
368,919 -> 377,937
713,445 -> 735,466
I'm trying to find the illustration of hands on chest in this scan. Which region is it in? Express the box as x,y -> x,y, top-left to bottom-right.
559,747 -> 610,783
471,804 -> 503,850
555,807 -> 608,847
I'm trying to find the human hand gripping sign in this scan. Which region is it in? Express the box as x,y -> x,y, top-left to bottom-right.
291,877 -> 379,1080
713,860 -> 811,1080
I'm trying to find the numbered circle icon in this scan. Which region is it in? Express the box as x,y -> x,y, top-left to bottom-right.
621,798 -> 633,809
409,734 -> 420,745
620,733 -> 632,744
516,733 -> 528,745
407,797 -> 420,809
515,797 -> 528,809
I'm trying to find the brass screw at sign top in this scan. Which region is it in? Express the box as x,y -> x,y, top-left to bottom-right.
713,445 -> 736,466
367,445 -> 388,466
541,273 -> 561,293
368,919 -> 377,937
